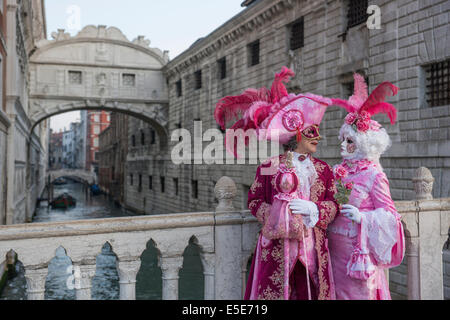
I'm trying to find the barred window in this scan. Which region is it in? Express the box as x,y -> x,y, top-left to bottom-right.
347,0 -> 368,30
248,40 -> 260,66
150,129 -> 156,144
148,175 -> 153,190
425,60 -> 450,107
122,73 -> 136,87
192,180 -> 198,199
176,80 -> 182,97
173,178 -> 179,196
194,70 -> 202,89
289,17 -> 304,50
218,57 -> 227,79
141,130 -> 145,145
160,177 -> 165,193
68,71 -> 82,84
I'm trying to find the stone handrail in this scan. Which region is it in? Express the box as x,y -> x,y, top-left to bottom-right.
0,169 -> 449,300
0,176 -> 260,300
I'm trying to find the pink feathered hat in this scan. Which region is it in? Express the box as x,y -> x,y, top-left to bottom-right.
331,73 -> 399,132
214,67 -> 332,156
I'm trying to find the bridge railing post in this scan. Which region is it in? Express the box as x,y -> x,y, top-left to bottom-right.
214,176 -> 242,300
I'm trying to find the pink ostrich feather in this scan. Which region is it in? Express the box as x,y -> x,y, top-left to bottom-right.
224,118 -> 257,158
348,73 -> 369,110
360,82 -> 398,124
331,98 -> 358,113
270,66 -> 295,103
362,102 -> 397,125
243,101 -> 273,127
361,82 -> 399,111
214,87 -> 270,130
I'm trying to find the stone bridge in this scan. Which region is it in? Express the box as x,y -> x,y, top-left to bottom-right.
0,171 -> 448,300
28,25 -> 170,147
47,169 -> 97,185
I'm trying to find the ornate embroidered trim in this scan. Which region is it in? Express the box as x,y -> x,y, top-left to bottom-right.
250,179 -> 262,194
256,202 -> 271,224
310,179 -> 325,202
317,201 -> 337,228
314,228 -> 331,300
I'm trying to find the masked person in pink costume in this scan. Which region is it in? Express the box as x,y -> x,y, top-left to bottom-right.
328,73 -> 406,300
215,67 -> 338,300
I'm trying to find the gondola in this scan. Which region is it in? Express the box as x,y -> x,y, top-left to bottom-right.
50,193 -> 76,209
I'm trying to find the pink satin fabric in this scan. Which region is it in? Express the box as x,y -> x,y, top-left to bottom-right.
328,160 -> 405,300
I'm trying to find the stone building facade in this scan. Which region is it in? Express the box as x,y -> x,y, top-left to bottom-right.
0,0 -> 49,224
118,0 -> 450,298
122,0 -> 450,217
49,130 -> 63,169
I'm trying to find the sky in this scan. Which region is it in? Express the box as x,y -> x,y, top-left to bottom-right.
46,0 -> 246,131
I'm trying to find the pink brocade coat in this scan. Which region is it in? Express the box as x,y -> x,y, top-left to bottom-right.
327,160 -> 405,300
244,153 -> 338,300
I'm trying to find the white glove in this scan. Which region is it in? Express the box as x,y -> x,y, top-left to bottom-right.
289,199 -> 319,228
341,204 -> 362,224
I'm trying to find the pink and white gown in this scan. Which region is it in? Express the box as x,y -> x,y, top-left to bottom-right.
327,159 -> 405,300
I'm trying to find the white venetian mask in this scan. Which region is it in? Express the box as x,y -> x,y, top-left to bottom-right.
340,134 -> 364,160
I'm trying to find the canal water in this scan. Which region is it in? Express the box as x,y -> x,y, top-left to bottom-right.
0,181 -> 203,300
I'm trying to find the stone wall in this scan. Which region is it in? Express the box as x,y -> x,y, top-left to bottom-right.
134,0 -> 447,219
444,248 -> 450,299
0,114 -> 8,225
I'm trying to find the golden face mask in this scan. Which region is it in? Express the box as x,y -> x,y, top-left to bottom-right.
301,124 -> 321,141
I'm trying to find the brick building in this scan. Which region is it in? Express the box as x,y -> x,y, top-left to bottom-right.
98,112 -> 128,205
86,110 -> 110,174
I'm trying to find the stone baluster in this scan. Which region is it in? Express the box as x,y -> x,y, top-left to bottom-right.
116,258 -> 141,300
200,252 -> 215,300
406,237 -> 420,300
73,263 -> 96,300
412,167 -> 434,200
404,167 -> 447,300
214,176 -> 242,299
24,267 -> 48,300
159,255 -> 183,300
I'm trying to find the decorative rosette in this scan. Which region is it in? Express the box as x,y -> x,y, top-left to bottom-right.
345,111 -> 371,132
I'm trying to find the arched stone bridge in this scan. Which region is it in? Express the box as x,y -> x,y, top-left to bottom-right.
47,169 -> 97,185
28,25 -> 170,147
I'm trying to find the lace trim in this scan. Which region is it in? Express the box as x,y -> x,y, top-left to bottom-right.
327,223 -> 358,238
363,207 -> 398,264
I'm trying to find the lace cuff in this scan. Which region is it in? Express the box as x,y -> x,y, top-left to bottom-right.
361,208 -> 398,265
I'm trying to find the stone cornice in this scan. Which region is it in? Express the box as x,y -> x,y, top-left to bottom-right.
33,25 -> 169,66
30,60 -> 163,72
164,0 -> 296,79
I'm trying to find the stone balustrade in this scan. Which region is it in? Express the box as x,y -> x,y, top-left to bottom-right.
0,170 -> 448,300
